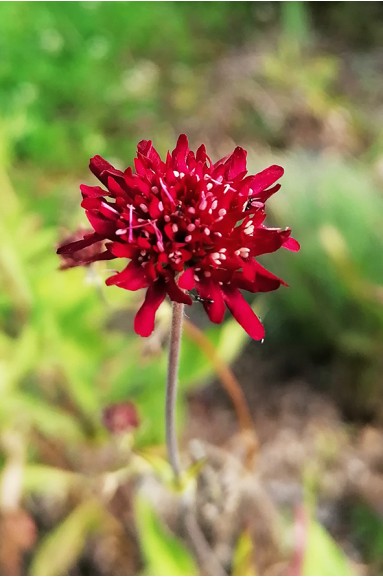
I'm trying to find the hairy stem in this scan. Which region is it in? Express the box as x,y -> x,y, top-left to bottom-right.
166,302 -> 184,482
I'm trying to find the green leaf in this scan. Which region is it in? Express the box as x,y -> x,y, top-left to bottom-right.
135,495 -> 198,576
30,500 -> 105,576
0,393 -> 86,442
303,518 -> 353,576
232,529 -> 257,576
23,465 -> 84,497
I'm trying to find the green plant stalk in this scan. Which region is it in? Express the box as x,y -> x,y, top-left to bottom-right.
166,302 -> 184,482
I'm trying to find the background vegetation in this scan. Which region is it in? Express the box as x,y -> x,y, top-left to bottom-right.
1,2 -> 383,575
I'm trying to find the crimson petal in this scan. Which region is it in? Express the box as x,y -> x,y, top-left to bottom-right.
166,277 -> 193,305
172,134 -> 189,171
178,268 -> 196,290
251,165 -> 284,195
80,184 -> 107,199
283,236 -> 300,252
222,287 -> 265,340
109,242 -> 136,258
57,232 -> 102,255
225,147 -> 247,180
106,261 -> 147,290
134,283 -> 167,337
85,211 -> 116,237
137,139 -> 162,169
198,280 -> 225,324
89,155 -> 123,186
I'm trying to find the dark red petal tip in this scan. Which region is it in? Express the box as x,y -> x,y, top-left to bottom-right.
222,288 -> 265,341
134,283 -> 166,337
283,237 -> 300,252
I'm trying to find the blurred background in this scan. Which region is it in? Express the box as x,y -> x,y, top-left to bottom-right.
1,1 -> 383,575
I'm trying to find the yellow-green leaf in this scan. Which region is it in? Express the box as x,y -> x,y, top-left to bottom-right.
232,529 -> 257,576
303,518 -> 353,576
30,500 -> 104,576
135,495 -> 198,576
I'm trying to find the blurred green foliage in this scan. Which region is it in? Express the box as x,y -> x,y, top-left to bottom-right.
264,153 -> 383,416
0,2 -> 260,171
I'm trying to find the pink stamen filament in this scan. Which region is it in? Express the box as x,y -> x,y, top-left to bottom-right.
128,204 -> 134,243
159,177 -> 176,206
151,220 -> 165,252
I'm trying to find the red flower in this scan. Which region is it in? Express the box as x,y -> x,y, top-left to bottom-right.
58,228 -> 111,270
57,135 -> 299,339
102,401 -> 140,434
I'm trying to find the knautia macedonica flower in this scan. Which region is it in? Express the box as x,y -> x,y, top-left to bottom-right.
57,135 -> 299,339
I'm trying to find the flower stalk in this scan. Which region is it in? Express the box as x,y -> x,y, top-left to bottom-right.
166,301 -> 184,482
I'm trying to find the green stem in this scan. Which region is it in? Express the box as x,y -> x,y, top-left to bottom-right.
166,302 -> 184,482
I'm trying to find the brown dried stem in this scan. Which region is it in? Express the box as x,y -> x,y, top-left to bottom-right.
183,318 -> 256,435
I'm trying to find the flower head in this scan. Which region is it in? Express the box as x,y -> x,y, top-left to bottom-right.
102,401 -> 140,434
57,135 -> 299,339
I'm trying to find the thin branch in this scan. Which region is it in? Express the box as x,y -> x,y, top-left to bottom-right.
166,302 -> 184,482
183,318 -> 256,436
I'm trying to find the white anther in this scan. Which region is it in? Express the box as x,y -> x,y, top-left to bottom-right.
158,201 -> 164,211
218,209 -> 226,217
244,226 -> 254,235
140,250 -> 146,256
151,186 -> 159,193
116,228 -> 128,235
164,215 -> 171,222
188,207 -> 196,214
211,199 -> 218,210
199,199 -> 208,210
194,274 -> 200,281
185,235 -> 192,242
204,271 -> 211,277
187,223 -> 195,232
224,184 -> 235,194
211,252 -> 220,260
139,203 -> 148,213
173,170 -> 180,178
239,247 -> 250,258
180,172 -> 185,178
204,227 -> 210,236
172,224 -> 178,233
206,183 -> 213,191
215,232 -> 222,237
